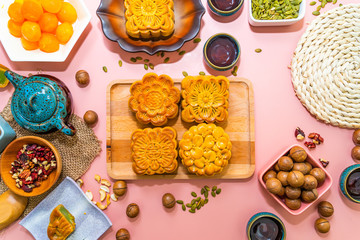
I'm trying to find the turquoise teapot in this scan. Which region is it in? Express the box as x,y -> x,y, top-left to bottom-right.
5,70 -> 76,136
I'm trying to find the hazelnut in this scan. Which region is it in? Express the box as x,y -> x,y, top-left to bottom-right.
352,129 -> 360,145
301,189 -> 318,202
278,156 -> 293,171
292,163 -> 308,175
83,110 -> 98,127
162,193 -> 176,208
315,218 -> 330,233
310,168 -> 326,185
287,171 -> 305,188
75,70 -> 90,86
285,198 -> 301,210
277,171 -> 289,186
113,180 -> 127,196
285,186 -> 301,199
318,201 -> 334,217
263,170 -> 277,182
126,203 -> 139,218
289,146 -> 307,162
351,146 -> 360,161
303,175 -> 318,190
266,178 -> 283,195
116,228 -> 130,240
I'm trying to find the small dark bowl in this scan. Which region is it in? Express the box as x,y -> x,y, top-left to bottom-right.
340,164 -> 360,204
246,212 -> 286,240
203,33 -> 240,71
207,0 -> 244,16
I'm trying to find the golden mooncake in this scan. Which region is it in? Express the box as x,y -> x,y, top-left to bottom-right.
179,123 -> 232,176
129,73 -> 180,126
131,127 -> 178,175
181,75 -> 229,123
47,204 -> 75,240
124,0 -> 175,39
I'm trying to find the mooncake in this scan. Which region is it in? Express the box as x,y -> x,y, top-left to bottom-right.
181,75 -> 229,123
179,123 -> 232,176
124,0 -> 175,39
131,127 -> 178,175
47,204 -> 75,240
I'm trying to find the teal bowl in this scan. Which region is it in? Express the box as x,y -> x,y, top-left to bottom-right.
207,0 -> 244,16
340,164 -> 360,203
203,33 -> 240,71
246,212 -> 286,240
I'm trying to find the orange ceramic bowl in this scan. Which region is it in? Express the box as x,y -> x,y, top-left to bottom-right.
258,144 -> 332,215
0,136 -> 62,197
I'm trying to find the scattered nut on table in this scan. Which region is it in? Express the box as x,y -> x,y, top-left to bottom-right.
126,203 -> 139,218
75,70 -> 90,87
113,180 -> 127,196
116,228 -> 130,240
84,110 -> 98,127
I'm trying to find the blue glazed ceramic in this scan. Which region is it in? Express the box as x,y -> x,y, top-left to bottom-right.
247,212 -> 286,240
5,71 -> 76,136
0,116 -> 16,153
203,33 -> 240,71
207,0 -> 244,16
340,164 -> 360,203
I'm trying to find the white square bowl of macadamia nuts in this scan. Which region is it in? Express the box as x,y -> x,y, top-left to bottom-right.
258,144 -> 333,215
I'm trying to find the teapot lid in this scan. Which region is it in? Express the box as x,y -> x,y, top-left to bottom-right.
11,75 -> 67,129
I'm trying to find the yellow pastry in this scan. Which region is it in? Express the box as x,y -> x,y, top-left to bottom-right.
131,127 -> 178,175
181,75 -> 229,123
47,204 -> 75,240
179,123 -> 232,176
124,0 -> 175,39
129,73 -> 180,126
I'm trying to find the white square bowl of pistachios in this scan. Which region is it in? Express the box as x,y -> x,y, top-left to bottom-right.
249,0 -> 306,26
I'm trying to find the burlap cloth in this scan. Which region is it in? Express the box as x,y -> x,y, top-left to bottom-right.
0,99 -> 101,217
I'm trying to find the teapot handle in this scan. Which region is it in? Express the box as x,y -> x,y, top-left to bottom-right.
56,120 -> 76,136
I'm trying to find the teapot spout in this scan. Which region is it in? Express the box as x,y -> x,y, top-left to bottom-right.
4,70 -> 25,88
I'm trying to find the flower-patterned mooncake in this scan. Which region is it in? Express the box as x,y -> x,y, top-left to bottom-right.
131,127 -> 178,175
129,73 -> 180,126
181,75 -> 229,123
124,0 -> 175,39
179,123 -> 232,176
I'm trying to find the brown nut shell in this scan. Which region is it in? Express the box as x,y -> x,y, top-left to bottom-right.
318,201 -> 334,217
287,171 -> 305,188
116,228 -> 130,240
162,193 -> 176,208
285,198 -> 301,210
310,168 -> 326,185
289,146 -> 307,162
301,189 -> 318,202
292,163 -> 308,175
113,180 -> 127,196
351,146 -> 360,161
83,110 -> 98,127
315,218 -> 330,233
278,156 -> 293,171
274,163 -> 280,172
266,178 -> 283,195
285,186 -> 301,199
263,170 -> 277,182
304,162 -> 313,174
126,203 -> 139,218
277,171 -> 289,186
75,70 -> 90,86
352,129 -> 360,145
303,175 -> 318,190
277,186 -> 285,198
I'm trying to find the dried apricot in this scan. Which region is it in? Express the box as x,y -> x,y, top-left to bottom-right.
38,12 -> 58,33
8,20 -> 22,38
41,0 -> 63,14
21,21 -> 42,42
8,2 -> 24,23
21,37 -> 39,50
39,33 -> 59,52
57,2 -> 77,24
21,0 -> 43,22
56,22 -> 73,44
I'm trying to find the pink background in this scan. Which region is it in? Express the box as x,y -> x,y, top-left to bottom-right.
1,0 -> 360,239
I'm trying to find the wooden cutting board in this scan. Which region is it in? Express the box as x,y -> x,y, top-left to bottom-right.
106,77 -> 255,179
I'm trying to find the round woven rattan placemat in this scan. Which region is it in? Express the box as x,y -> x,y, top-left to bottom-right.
291,4 -> 360,129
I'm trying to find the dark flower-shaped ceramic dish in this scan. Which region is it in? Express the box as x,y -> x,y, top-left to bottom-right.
96,0 -> 205,55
